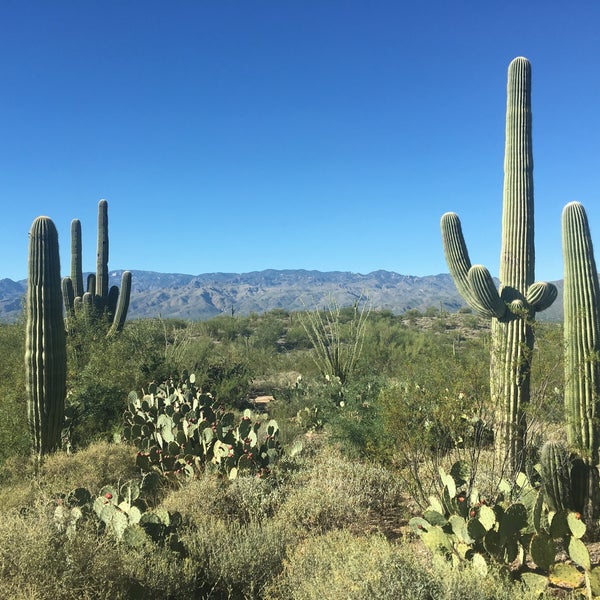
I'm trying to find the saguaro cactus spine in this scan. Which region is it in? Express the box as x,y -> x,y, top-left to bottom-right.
441,57 -> 557,473
62,199 -> 131,335
26,216 -> 67,457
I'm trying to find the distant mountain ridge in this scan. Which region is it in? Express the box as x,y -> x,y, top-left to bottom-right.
0,269 -> 564,322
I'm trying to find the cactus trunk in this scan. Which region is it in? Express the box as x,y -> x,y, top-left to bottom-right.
26,216 -> 66,457
491,57 -> 535,473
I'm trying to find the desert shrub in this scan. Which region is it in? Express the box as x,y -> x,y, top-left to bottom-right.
0,442 -> 143,511
321,374 -> 392,461
177,517 -> 292,599
265,530 -> 436,600
0,321 -> 30,464
274,445 -> 406,534
65,317 -> 181,448
265,529 -> 551,600
529,321 -> 565,429
222,474 -> 284,523
39,442 -> 141,498
160,469 -> 285,526
0,502 -> 196,599
162,478 -> 297,598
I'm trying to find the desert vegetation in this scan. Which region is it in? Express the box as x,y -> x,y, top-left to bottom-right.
0,304 -> 573,599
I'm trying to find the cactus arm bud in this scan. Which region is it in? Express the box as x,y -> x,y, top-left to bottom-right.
526,281 -> 558,313
540,441 -> 575,513
86,273 -> 96,295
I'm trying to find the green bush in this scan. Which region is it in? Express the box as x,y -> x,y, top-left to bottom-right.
0,321 -> 29,463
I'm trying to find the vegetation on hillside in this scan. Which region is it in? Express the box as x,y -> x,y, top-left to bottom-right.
0,305 -> 576,598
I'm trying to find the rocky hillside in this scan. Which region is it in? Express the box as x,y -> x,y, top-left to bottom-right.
0,269 -> 564,322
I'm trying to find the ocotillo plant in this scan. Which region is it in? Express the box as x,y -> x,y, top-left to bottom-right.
561,201 -> 600,521
62,199 -> 131,336
441,57 -> 557,473
26,216 -> 67,457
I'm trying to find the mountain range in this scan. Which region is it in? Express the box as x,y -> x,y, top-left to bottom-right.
0,269 -> 564,323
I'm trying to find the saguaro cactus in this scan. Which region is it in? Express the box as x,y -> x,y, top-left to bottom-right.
561,201 -> 600,522
62,199 -> 131,336
562,201 -> 600,463
441,57 -> 557,473
26,216 -> 67,457
540,441 -> 575,513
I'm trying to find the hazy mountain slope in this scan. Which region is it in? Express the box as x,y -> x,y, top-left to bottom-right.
0,269 -> 564,322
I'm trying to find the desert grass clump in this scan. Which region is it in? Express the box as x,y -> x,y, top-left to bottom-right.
0,322 -> 29,465
274,444 -> 406,534
38,441 -> 141,495
265,530 -> 436,600
177,517 -> 292,599
265,529 -> 554,600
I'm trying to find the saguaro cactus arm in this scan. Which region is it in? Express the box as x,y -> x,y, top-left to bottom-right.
108,271 -> 132,336
441,212 -> 506,318
26,216 -> 66,457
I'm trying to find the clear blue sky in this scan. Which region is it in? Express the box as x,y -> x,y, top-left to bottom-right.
2,1 -> 599,282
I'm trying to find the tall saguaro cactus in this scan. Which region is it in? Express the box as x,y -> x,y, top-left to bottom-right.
441,57 -> 557,473
26,216 -> 67,457
562,201 -> 600,465
62,199 -> 132,336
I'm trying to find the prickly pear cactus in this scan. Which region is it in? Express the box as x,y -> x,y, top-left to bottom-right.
26,216 -> 67,457
124,372 -> 283,480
